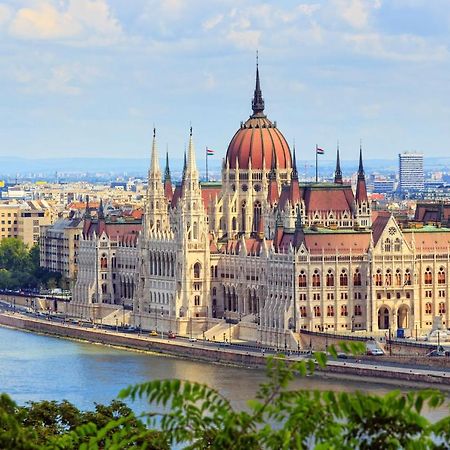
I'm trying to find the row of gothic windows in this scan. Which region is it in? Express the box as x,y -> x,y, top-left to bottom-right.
148,252 -> 175,277
298,269 -> 362,288
300,304 -> 363,318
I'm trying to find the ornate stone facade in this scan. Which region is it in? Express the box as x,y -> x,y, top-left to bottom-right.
72,65 -> 450,343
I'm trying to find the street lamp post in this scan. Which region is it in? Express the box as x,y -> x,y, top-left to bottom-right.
115,315 -> 118,332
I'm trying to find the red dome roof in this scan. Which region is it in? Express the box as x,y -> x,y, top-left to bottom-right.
225,62 -> 292,171
226,116 -> 292,170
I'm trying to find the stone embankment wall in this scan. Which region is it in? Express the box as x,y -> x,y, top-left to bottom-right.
1,313 -> 450,386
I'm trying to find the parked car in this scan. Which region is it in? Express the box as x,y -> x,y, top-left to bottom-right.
336,352 -> 349,359
219,341 -> 231,347
188,337 -> 197,342
366,348 -> 384,356
149,330 -> 158,336
427,349 -> 446,357
167,331 -> 176,339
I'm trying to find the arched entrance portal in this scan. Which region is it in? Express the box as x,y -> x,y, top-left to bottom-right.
397,305 -> 409,329
378,307 -> 390,330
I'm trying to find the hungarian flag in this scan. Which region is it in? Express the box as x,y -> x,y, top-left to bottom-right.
206,148 -> 215,156
316,147 -> 325,155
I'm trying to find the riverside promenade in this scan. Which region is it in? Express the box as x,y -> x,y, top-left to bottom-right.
1,311 -> 450,389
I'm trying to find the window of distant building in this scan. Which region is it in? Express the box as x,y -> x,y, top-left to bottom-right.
326,269 -> 334,287
312,270 -> 320,287
339,269 -> 348,287
353,269 -> 361,286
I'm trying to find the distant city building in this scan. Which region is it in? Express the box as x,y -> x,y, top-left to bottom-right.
399,152 -> 424,193
372,178 -> 396,194
0,200 -> 55,246
40,215 -> 83,283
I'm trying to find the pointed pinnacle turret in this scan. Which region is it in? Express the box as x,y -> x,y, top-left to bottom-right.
164,150 -> 171,182
98,198 -> 105,220
149,127 -> 161,176
356,142 -> 368,203
291,143 -> 298,180
251,52 -> 265,117
334,141 -> 343,184
358,141 -> 364,178
84,195 -> 91,219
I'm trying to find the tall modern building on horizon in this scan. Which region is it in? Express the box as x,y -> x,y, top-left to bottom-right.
399,152 -> 424,193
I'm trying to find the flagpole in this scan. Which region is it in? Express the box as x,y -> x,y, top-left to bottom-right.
205,146 -> 208,182
315,144 -> 318,183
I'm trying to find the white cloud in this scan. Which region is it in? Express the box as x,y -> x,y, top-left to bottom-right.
0,4 -> 12,27
333,0 -> 381,29
8,0 -> 122,44
12,61 -> 100,95
202,14 -> 224,31
346,32 -> 449,62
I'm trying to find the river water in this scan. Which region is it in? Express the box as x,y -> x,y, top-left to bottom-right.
0,326 -> 448,421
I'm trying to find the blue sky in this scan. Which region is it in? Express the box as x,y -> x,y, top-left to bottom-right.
0,0 -> 449,165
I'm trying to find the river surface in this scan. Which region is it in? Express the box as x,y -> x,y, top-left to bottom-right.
0,326 -> 448,421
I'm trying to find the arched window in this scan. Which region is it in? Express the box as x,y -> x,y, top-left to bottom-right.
300,306 -> 307,317
395,269 -> 402,286
312,270 -> 321,287
339,270 -> 348,287
353,269 -> 361,286
384,238 -> 391,252
404,269 -> 411,286
327,305 -> 334,317
439,302 -> 446,314
385,269 -> 392,286
212,287 -> 217,296
340,305 -> 348,317
193,221 -> 198,240
313,306 -> 321,317
100,254 -> 107,269
232,217 -> 237,231
298,271 -> 307,288
193,263 -> 201,279
241,201 -> 246,231
438,267 -> 446,284
326,269 -> 334,287
425,302 -> 432,314
253,201 -> 262,232
375,269 -> 382,286
424,267 -> 432,285
394,238 -> 401,252
354,305 -> 362,316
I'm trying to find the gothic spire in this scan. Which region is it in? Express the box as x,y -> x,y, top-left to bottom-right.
355,142 -> 368,203
149,127 -> 161,177
291,143 -> 298,180
164,149 -> 171,182
98,198 -> 105,220
251,51 -> 265,117
184,127 -> 199,184
334,141 -> 343,184
358,141 -> 364,179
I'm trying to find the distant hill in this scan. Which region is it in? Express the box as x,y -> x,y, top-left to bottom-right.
0,155 -> 447,180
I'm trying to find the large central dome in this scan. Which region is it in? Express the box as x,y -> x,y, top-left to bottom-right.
225,65 -> 292,171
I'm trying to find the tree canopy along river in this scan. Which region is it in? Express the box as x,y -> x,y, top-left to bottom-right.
0,326 -> 447,422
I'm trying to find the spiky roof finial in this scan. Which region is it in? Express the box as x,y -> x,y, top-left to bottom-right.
251,50 -> 265,117
292,141 -> 298,180
334,140 -> 343,184
358,140 -> 365,179
164,149 -> 171,182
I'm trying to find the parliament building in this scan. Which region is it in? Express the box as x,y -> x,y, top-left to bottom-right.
71,66 -> 450,345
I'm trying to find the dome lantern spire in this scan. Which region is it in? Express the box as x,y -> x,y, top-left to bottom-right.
251,51 -> 265,117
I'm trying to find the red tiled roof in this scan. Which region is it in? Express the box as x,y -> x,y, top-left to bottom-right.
303,186 -> 354,212
201,186 -> 221,209
403,231 -> 450,251
302,232 -> 371,254
226,116 -> 292,170
372,214 -> 390,245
